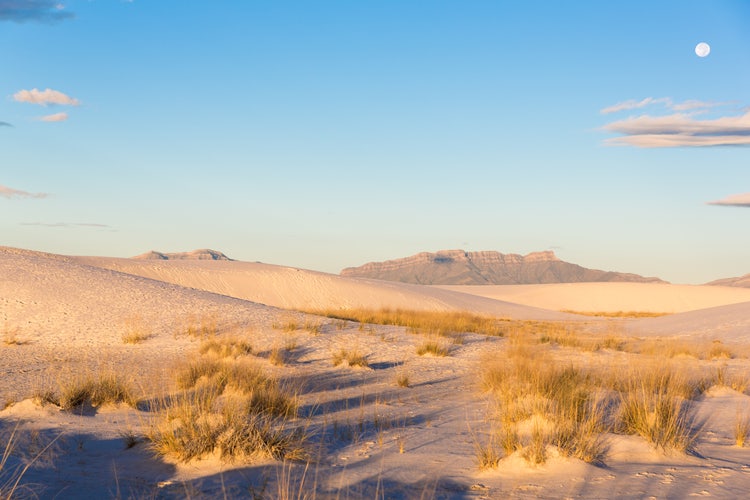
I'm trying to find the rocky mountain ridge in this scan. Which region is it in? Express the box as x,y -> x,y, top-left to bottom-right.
132,249 -> 233,261
341,249 -> 666,285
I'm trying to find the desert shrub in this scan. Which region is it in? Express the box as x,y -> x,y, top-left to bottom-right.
149,356 -> 302,463
36,372 -> 136,410
416,340 -> 450,357
312,308 -> 507,337
199,337 -> 253,358
617,372 -> 698,453
332,349 -> 369,368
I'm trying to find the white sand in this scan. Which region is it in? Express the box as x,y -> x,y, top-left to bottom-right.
438,282 -> 750,313
3,246 -> 750,498
75,256 -> 572,320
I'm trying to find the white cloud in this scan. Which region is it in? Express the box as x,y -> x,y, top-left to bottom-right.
0,184 -> 48,199
600,97 -> 671,115
13,88 -> 80,106
39,112 -> 69,122
601,109 -> 750,148
707,193 -> 750,207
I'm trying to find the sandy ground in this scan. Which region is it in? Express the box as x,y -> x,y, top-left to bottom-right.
3,247 -> 750,499
439,283 -> 750,314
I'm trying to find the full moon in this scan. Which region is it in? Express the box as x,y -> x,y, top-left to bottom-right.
695,42 -> 711,57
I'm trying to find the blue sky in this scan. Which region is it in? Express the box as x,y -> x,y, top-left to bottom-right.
2,0 -> 749,283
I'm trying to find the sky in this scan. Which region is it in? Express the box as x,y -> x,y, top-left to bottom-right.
2,0 -> 749,284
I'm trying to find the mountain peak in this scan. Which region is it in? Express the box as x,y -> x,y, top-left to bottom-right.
132,249 -> 233,261
341,249 -> 664,285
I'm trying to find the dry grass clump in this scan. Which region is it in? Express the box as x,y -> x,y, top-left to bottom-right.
332,349 -> 369,368
312,308 -> 506,337
415,339 -> 450,357
735,409 -> 750,447
395,371 -> 411,388
1,324 -> 29,346
481,350 -> 608,466
561,310 -> 670,318
122,316 -> 151,344
616,368 -> 700,453
304,320 -> 323,335
35,372 -> 137,410
479,343 -> 710,468
198,336 -> 254,358
183,314 -> 219,339
149,356 -> 303,463
269,347 -> 287,366
631,338 -> 736,360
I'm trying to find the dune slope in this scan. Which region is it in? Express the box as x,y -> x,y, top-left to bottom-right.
75,256 -> 572,320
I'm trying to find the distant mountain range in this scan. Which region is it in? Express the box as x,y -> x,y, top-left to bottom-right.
706,274 -> 750,288
132,249 -> 233,261
340,250 -> 666,285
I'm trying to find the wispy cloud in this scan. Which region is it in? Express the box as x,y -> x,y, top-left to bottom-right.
13,88 -> 80,106
600,97 -> 672,115
39,112 -> 68,122
707,193 -> 750,208
0,184 -> 48,199
0,121 -> 12,127
601,97 -> 726,115
20,222 -> 112,229
0,1 -> 74,23
601,97 -> 750,147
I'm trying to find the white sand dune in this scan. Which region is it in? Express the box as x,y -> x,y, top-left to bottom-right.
0,247 -> 279,347
75,256 -> 572,320
627,300 -> 750,342
5,246 -> 750,498
438,282 -> 750,314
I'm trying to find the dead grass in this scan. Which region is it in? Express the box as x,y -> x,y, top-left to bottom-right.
149,349 -> 303,463
561,310 -> 670,318
479,339 -> 712,467
617,368 -> 699,453
735,409 -> 750,447
35,371 -> 137,410
198,336 -> 254,358
1,324 -> 29,346
395,371 -> 411,388
415,339 -> 450,357
122,316 -> 151,344
332,349 -> 369,368
311,308 -> 507,337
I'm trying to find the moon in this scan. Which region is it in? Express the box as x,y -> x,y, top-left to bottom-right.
695,42 -> 711,57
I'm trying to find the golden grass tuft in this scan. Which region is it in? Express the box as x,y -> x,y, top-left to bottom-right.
332,349 -> 369,368
311,308 -> 507,337
561,310 -> 670,318
148,353 -> 303,463
735,409 -> 750,447
395,371 -> 411,388
415,339 -> 450,357
198,336 -> 254,358
35,371 -> 137,410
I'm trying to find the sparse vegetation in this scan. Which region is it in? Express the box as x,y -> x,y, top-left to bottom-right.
561,310 -> 670,318
198,336 -> 254,358
122,316 -> 151,344
148,344 -> 304,463
395,371 -> 411,388
735,409 -> 750,447
35,371 -> 137,410
312,308 -> 508,337
332,349 -> 369,368
1,324 -> 28,346
416,339 -> 450,357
